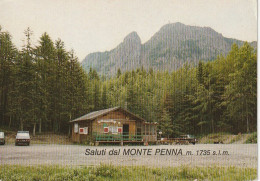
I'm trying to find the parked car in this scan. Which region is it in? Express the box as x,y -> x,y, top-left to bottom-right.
179,134 -> 197,145
158,135 -> 197,145
0,132 -> 5,145
15,131 -> 30,146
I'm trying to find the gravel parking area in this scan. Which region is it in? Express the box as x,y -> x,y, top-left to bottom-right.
0,144 -> 257,168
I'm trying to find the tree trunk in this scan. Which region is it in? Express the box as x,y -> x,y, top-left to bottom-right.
58,121 -> 60,133
33,122 -> 36,136
200,117 -> 202,134
9,116 -> 12,128
246,99 -> 249,133
68,125 -> 71,138
20,120 -> 23,131
211,118 -> 214,133
39,119 -> 42,134
246,116 -> 249,133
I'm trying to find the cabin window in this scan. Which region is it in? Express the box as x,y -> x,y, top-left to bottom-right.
109,126 -> 118,133
74,123 -> 78,133
153,125 -> 157,135
83,127 -> 88,135
136,122 -> 142,135
137,128 -> 141,135
104,127 -> 109,133
151,125 -> 155,135
145,125 -> 150,135
142,124 -> 145,135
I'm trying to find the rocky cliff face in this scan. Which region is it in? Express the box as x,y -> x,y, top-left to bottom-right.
109,31 -> 141,74
82,22 -> 256,76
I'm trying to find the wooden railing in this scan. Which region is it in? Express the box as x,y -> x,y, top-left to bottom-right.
93,133 -> 144,142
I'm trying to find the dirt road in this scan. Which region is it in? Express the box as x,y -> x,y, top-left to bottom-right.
0,144 -> 257,168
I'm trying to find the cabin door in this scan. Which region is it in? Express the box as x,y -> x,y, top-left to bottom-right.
129,122 -> 135,135
123,124 -> 129,135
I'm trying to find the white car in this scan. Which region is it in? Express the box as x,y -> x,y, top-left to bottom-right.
0,132 -> 5,145
15,131 -> 30,146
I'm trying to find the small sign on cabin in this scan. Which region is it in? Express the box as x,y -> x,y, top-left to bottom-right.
104,127 -> 109,133
79,128 -> 84,134
74,123 -> 78,133
79,127 -> 88,134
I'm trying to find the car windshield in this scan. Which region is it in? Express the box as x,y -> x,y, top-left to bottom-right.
180,135 -> 194,138
187,135 -> 194,138
0,132 -> 4,138
17,133 -> 30,139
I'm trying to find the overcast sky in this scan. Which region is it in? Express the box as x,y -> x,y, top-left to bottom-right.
0,0 -> 257,61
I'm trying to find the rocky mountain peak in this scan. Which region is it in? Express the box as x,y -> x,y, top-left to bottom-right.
123,31 -> 141,44
82,23 -> 256,76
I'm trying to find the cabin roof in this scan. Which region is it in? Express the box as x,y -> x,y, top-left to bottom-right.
70,107 -> 147,123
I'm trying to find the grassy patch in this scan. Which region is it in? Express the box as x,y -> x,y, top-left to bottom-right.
3,132 -> 73,145
0,126 -> 18,132
0,165 -> 256,181
199,132 -> 257,144
199,132 -> 230,144
230,134 -> 242,144
246,132 -> 257,143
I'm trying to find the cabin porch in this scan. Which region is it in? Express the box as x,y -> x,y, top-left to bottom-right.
93,122 -> 157,145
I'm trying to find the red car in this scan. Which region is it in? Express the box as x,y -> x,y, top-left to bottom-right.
15,131 -> 30,146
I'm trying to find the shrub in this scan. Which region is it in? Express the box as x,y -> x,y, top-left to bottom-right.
246,132 -> 257,143
230,134 -> 242,143
94,164 -> 119,177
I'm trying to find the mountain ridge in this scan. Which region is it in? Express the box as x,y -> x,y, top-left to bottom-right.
82,22 -> 256,76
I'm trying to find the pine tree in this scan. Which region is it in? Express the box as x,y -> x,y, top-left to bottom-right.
14,28 -> 36,130
224,43 -> 256,133
117,68 -> 122,78
93,80 -> 101,111
101,84 -> 108,109
159,109 -> 173,138
0,28 -> 17,127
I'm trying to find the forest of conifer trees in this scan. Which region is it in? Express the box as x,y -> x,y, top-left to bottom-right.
0,26 -> 257,137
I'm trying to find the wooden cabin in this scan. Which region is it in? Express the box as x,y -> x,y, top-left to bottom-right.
70,107 -> 157,145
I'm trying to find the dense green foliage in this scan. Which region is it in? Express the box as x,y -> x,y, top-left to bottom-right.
0,165 -> 256,181
246,132 -> 257,143
0,27 -> 89,133
102,44 -> 257,136
0,27 -> 257,136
